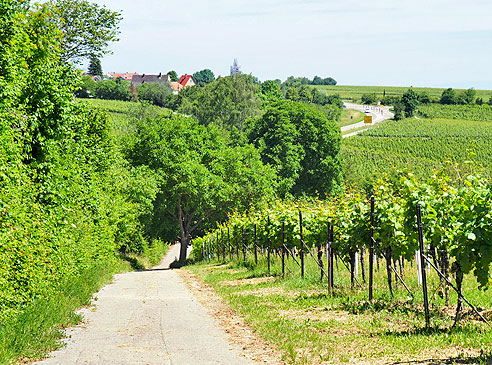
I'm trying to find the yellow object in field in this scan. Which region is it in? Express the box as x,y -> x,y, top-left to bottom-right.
364,115 -> 373,124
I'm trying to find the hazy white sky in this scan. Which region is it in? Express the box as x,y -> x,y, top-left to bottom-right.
92,0 -> 492,89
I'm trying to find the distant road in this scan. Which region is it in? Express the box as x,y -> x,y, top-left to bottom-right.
341,102 -> 394,138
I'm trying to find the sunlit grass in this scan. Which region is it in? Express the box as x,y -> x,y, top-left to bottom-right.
190,252 -> 492,364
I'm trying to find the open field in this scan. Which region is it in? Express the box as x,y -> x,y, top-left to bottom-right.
315,85 -> 492,102
190,257 -> 492,364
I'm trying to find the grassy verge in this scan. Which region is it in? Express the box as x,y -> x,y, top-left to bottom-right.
338,108 -> 365,128
342,125 -> 371,136
0,244 -> 168,364
189,255 -> 492,364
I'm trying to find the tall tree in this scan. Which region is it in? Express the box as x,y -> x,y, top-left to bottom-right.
247,100 -> 342,196
46,0 -> 122,63
88,55 -> 102,76
128,114 -> 276,264
401,88 -> 420,117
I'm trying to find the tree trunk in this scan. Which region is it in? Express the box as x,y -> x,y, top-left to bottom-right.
179,234 -> 190,264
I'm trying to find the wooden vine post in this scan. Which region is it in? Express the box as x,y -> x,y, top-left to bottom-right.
281,221 -> 286,277
369,196 -> 375,300
242,226 -> 246,262
227,227 -> 232,261
254,224 -> 258,265
328,224 -> 334,291
267,217 -> 271,275
417,204 -> 430,327
299,211 -> 305,278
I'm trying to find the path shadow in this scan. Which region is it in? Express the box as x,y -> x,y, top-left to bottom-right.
393,354 -> 492,364
120,254 -> 146,271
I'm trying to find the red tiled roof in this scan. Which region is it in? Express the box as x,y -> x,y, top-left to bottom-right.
179,74 -> 192,86
108,72 -> 139,81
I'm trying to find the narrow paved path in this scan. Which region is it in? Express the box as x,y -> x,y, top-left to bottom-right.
341,102 -> 394,138
35,245 -> 252,364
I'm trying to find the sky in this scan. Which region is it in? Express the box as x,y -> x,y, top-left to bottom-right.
92,0 -> 492,89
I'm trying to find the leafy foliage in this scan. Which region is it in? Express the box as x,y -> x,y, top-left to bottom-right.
0,1 -> 158,340
167,70 -> 178,82
342,116 -> 492,188
125,113 -> 277,262
94,79 -> 131,101
87,55 -> 102,76
178,74 -> 261,130
193,69 -> 215,86
247,100 -> 343,196
45,0 -> 122,63
195,169 -> 492,290
136,82 -> 172,107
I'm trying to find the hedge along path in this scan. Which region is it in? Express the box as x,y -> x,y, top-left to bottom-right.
35,244 -> 277,364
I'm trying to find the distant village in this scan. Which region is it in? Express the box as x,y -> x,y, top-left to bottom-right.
104,72 -> 196,94
96,59 -> 243,95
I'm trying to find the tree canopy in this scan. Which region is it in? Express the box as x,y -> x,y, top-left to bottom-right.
45,0 -> 122,63
178,74 -> 261,130
193,69 -> 215,86
88,55 -> 102,76
137,82 -> 172,107
126,114 -> 277,263
167,70 -> 178,82
247,100 -> 343,196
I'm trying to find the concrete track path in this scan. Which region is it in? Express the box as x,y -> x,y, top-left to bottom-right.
35,245 -> 252,364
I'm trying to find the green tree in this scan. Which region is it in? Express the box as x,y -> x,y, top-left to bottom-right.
418,91 -> 431,104
285,87 -> 299,101
460,88 -> 476,105
193,69 -> 215,86
361,93 -> 377,105
46,0 -> 122,63
127,114 -> 276,263
137,82 -> 172,107
94,79 -> 131,100
393,102 -> 406,120
247,101 -> 342,196
440,88 -> 457,105
167,70 -> 178,82
258,80 -> 283,105
401,88 -> 420,117
298,85 -> 313,103
75,74 -> 96,98
88,55 -> 102,76
178,74 -> 260,130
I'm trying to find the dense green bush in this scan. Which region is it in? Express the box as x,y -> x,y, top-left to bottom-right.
0,0 -> 158,331
94,79 -> 132,101
136,82 -> 172,107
